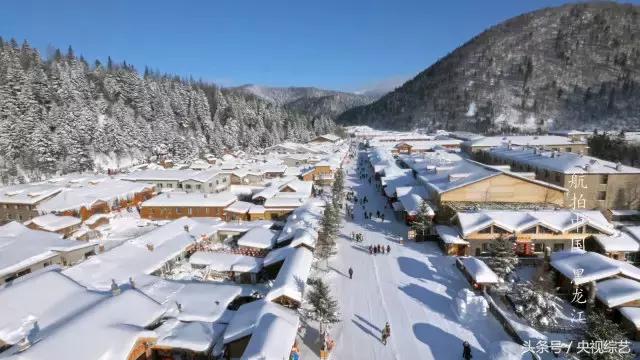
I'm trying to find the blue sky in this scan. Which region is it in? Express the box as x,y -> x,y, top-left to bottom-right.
1,0 -> 638,92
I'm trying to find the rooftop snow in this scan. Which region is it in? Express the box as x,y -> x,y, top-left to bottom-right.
595,278 -> 640,308
237,227 -> 278,249
7,289 -> 165,360
222,299 -> 299,347
0,184 -> 62,205
455,210 -> 614,237
458,257 -> 499,284
141,191 -> 237,208
435,225 -> 468,245
0,222 -> 95,278
27,214 -> 81,232
550,251 -> 640,285
63,218 -> 223,290
489,146 -> 640,174
0,269 -> 106,345
466,135 -> 584,148
265,247 -> 313,304
189,252 -> 263,273
592,231 -> 640,253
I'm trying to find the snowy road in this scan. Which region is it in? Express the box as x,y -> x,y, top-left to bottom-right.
325,152 -> 511,360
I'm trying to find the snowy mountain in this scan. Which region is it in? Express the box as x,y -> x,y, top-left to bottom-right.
0,40 -> 335,184
338,2 -> 640,133
232,84 -> 378,118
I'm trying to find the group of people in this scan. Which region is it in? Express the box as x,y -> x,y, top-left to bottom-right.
351,232 -> 364,242
369,244 -> 391,255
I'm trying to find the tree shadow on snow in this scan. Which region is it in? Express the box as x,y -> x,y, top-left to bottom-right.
398,283 -> 455,319
397,256 -> 457,287
413,323 -> 486,360
350,244 -> 370,254
329,266 -> 349,278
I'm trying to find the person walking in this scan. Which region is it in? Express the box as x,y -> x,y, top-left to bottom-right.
348,267 -> 353,279
381,322 -> 391,345
368,245 -> 373,254
386,245 -> 391,254
381,213 -> 385,222
462,341 -> 472,360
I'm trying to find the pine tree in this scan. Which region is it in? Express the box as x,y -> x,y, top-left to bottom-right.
316,204 -> 339,263
510,282 -> 560,327
305,278 -> 340,335
486,235 -> 518,280
585,309 -> 634,360
411,200 -> 433,240
331,168 -> 345,209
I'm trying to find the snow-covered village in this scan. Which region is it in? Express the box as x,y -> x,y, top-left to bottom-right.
3,1 -> 640,360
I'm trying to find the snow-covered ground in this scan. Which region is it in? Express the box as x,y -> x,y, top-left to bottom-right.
302,152 -> 512,359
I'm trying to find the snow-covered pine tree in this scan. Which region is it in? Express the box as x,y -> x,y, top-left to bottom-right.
331,168 -> 345,209
585,309 -> 634,360
316,204 -> 339,264
510,282 -> 561,327
410,200 -> 433,240
305,277 -> 340,335
485,235 -> 519,280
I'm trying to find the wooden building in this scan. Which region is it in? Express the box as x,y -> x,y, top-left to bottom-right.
482,147 -> 640,210
140,192 -> 237,220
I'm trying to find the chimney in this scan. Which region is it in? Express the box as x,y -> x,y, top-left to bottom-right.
584,164 -> 591,172
146,243 -> 154,251
616,162 -> 623,171
184,224 -> 190,232
129,277 -> 136,289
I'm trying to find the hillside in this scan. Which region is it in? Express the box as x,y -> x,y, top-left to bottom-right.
0,40 -> 334,184
232,84 -> 377,118
338,2 -> 640,133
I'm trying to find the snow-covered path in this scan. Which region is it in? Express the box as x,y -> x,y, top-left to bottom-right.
326,152 -> 511,360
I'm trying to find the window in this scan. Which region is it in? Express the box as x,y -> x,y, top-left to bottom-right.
600,175 -> 608,185
538,225 -> 555,234
555,173 -> 561,183
185,184 -> 192,190
188,208 -> 192,215
196,184 -> 201,190
544,170 -> 550,178
492,225 -> 509,234
534,243 -> 544,252
553,243 -> 565,252
216,180 -> 219,185
597,191 -> 606,201
584,225 -> 603,234
478,226 -> 492,234
167,184 -> 172,188
565,147 -> 571,152
209,183 -> 213,188
522,226 -> 537,234
158,183 -> 163,188
570,226 -> 583,234
482,243 -> 489,251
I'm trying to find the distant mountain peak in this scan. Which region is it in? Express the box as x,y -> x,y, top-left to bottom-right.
338,2 -> 640,133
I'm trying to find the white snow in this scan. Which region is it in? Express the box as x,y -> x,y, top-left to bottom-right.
551,251 -> 640,285
27,214 -> 81,232
189,252 -> 263,273
265,247 -> 313,304
236,227 -> 278,250
465,102 -> 477,117
316,150 -> 512,360
453,288 -> 489,322
595,278 -> 640,308
457,257 -> 499,284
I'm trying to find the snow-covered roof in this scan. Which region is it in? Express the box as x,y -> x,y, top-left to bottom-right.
458,257 -> 499,284
0,184 -> 63,205
466,135 -> 584,148
141,191 -> 237,208
63,218 -> 223,290
435,225 -> 468,245
383,174 -> 416,198
592,231 -> 640,253
27,214 -> 81,232
289,228 -> 318,249
489,146 -> 640,174
120,169 -> 200,182
0,269 -> 106,345
8,289 -> 165,360
455,210 -> 614,237
415,156 -> 566,196
263,247 -> 296,267
217,220 -> 273,233
396,186 -> 432,216
595,278 -> 640,308
241,313 -> 299,359
237,227 -> 278,249
394,139 -> 462,150
265,248 -> 313,304
0,222 -> 95,279
155,319 -> 226,353
224,201 -> 253,214
263,196 -> 307,209
277,200 -> 324,243
619,307 -> 640,328
222,299 -> 299,348
312,134 -> 340,142
550,251 -> 640,285
136,276 -> 247,323
37,179 -> 153,213
189,252 -> 263,273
